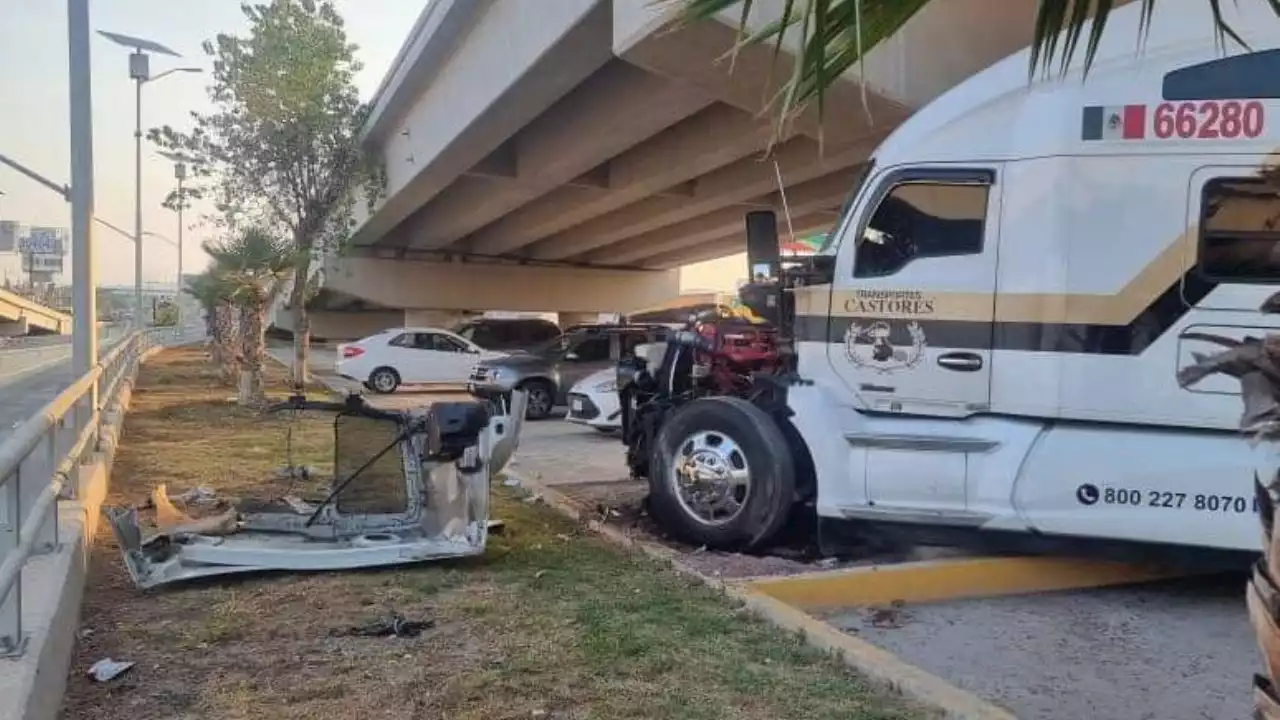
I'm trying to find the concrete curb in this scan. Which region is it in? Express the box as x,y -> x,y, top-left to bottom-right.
505,469 -> 1016,720
0,345 -> 163,720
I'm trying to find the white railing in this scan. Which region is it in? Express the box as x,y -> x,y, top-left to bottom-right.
0,327 -> 176,657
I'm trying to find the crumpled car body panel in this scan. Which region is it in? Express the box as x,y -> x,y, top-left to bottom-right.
106,390 -> 527,589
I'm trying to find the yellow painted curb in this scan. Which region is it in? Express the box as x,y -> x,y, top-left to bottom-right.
746,555 -> 1192,612
726,585 -> 1017,720
511,472 -> 1017,720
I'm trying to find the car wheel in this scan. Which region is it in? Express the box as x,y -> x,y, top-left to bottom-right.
368,367 -> 400,394
520,380 -> 555,420
594,426 -> 620,436
647,396 -> 795,551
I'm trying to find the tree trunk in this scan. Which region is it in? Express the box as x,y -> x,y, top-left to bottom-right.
289,255 -> 312,392
237,301 -> 267,407
1178,320 -> 1280,719
213,301 -> 239,384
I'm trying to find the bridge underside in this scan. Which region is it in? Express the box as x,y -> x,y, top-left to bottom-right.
341,0 -> 1041,288
0,289 -> 71,335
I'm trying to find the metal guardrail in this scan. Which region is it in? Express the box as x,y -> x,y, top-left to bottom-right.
0,327 -> 179,657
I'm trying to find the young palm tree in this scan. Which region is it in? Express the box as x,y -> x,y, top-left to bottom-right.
672,0 -> 1280,716
203,228 -> 294,406
184,269 -> 238,378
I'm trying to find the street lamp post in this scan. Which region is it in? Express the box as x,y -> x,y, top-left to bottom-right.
97,30 -> 199,329
68,0 -> 97,404
158,151 -> 192,327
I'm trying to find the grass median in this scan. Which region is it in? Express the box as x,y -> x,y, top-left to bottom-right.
60,346 -> 919,720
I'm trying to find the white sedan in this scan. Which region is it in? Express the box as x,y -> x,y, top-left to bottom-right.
335,327 -> 501,393
565,367 -> 622,432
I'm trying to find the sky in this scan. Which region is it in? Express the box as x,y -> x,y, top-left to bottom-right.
0,0 -> 743,293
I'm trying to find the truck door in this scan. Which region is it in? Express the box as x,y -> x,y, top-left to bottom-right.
830,166 -> 1001,417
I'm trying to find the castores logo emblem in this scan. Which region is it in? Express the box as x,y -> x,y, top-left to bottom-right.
844,320 -> 927,374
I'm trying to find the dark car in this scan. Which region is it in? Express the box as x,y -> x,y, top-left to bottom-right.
467,323 -> 672,419
452,317 -> 562,352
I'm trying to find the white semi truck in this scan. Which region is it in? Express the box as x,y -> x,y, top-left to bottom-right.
617,0 -> 1280,560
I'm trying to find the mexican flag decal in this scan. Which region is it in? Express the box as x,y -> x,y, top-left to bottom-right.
1081,105 -> 1146,140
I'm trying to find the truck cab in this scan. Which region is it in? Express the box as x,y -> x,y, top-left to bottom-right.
632,0 -> 1280,560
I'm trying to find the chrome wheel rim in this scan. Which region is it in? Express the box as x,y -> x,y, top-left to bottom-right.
527,388 -> 552,416
669,430 -> 752,527
372,372 -> 395,392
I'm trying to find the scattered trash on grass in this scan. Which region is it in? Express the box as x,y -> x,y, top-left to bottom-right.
171,486 -> 218,506
87,658 -> 135,683
867,600 -> 909,629
332,612 -> 435,639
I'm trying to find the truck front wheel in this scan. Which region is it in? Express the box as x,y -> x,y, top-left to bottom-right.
648,396 -> 796,551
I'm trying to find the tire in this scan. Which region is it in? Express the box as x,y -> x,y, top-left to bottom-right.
648,396 -> 795,551
520,379 -> 555,420
368,367 -> 400,394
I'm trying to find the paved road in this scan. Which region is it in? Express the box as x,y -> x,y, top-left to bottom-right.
0,361 -> 80,446
0,326 -> 170,446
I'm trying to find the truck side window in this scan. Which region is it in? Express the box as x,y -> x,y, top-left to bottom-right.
854,181 -> 990,278
1199,177 -> 1280,283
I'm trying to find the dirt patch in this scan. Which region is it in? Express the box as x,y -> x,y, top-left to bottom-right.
61,347 -> 922,720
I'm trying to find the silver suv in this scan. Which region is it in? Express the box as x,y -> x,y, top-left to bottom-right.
467,324 -> 669,419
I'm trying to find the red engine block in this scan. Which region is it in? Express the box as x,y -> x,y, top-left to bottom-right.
691,318 -> 782,393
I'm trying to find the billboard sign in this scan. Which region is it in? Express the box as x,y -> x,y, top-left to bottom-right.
19,228 -> 62,255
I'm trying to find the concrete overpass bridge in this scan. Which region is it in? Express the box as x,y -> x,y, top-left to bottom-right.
0,288 -> 71,336
295,0 -> 1048,339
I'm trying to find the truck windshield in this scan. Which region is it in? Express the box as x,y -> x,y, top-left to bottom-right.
819,158 -> 876,254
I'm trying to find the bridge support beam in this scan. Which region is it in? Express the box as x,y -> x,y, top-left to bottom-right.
0,318 -> 29,336
325,256 -> 680,315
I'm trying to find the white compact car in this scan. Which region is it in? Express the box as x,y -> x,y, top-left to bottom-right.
336,327 -> 500,393
565,367 -> 622,432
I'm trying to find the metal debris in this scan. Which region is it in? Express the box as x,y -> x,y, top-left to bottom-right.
87,658 -> 135,682
104,391 -> 529,589
332,612 -> 435,639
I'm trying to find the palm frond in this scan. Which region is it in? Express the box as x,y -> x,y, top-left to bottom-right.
1028,0 -> 1280,80
201,226 -> 295,304
670,0 -> 1280,144
669,0 -> 930,139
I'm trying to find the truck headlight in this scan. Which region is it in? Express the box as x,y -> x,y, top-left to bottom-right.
592,378 -> 617,393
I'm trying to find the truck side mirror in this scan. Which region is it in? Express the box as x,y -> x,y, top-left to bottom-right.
745,210 -> 780,282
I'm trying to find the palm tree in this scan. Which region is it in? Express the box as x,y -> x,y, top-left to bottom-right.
203,227 -> 294,406
184,269 -> 239,379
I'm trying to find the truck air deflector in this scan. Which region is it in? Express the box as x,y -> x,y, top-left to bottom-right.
1163,50 -> 1280,101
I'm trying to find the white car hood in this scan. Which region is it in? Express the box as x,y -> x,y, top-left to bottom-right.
571,367 -> 615,394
